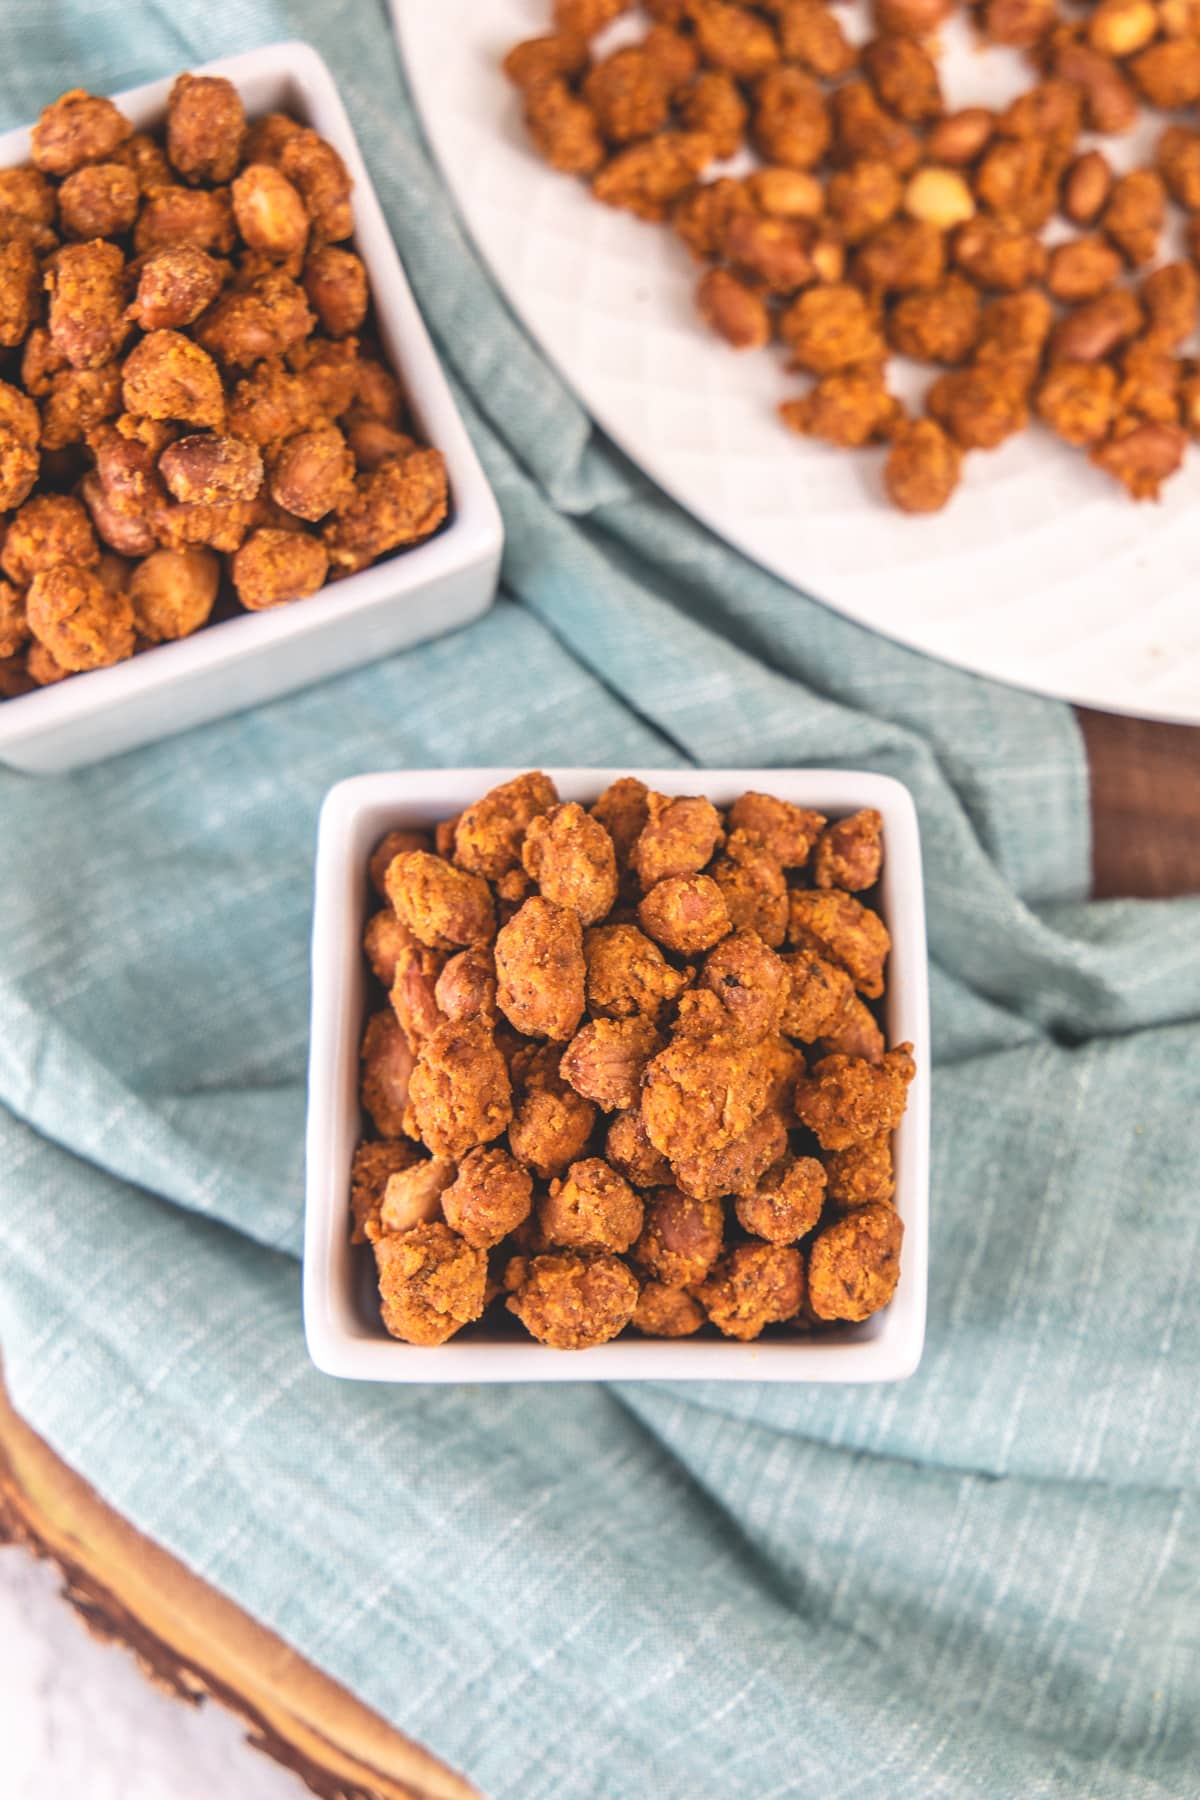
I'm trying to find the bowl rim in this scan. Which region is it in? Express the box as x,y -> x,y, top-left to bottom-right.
304,767 -> 930,1384
0,39 -> 502,755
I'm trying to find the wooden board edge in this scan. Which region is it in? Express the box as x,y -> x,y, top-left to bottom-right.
0,1369 -> 477,1800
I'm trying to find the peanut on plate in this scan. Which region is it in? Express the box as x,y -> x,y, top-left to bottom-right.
502,0 -> 1200,512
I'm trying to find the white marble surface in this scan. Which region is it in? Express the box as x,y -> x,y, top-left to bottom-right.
0,1546 -> 308,1800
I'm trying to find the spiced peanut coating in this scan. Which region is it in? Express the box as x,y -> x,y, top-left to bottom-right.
303,248 -> 369,339
360,1009 -> 415,1138
639,874 -> 731,956
560,1015 -> 663,1112
679,71 -> 748,159
888,278 -> 980,366
369,829 -> 432,897
40,363 -> 120,451
406,1016 -> 513,1161
374,1221 -> 487,1346
508,1042 -> 598,1179
0,583 -> 29,660
495,896 -> 586,1041
697,1243 -> 805,1340
31,89 -> 132,177
524,80 -> 606,178
122,330 -> 226,431
354,776 -> 913,1350
593,131 -> 715,222
167,75 -> 246,186
584,47 -> 673,144
25,563 -> 134,672
813,810 -> 883,892
455,771 -> 559,880
823,1132 -> 895,1210
780,952 -> 855,1040
506,1251 -> 639,1349
2,494 -> 98,586
807,1202 -> 902,1321
45,241 -> 129,371
387,850 -> 496,952
193,271 -> 314,371
323,449 -> 449,574
0,166 -> 57,242
633,792 -> 723,889
584,923 -> 689,1020
503,32 -> 591,90
349,1139 -> 420,1244
0,426 -> 39,512
605,1108 -> 673,1188
1091,419 -> 1186,500
795,1044 -> 915,1150
727,793 -> 824,868
279,129 -> 354,242
699,930 -> 790,1042
642,1027 -> 771,1162
540,1157 -> 644,1253
709,830 -> 789,947
523,801 -> 618,925
134,186 -> 236,258
632,1281 -> 704,1337
736,1155 -> 826,1244
435,946 -> 498,1023
231,528 -> 328,609
781,368 -> 902,449
390,940 -> 445,1049
226,359 -> 321,446
128,249 -> 225,333
442,1147 -> 534,1249
633,1187 -> 724,1286
0,234 -> 41,350
883,419 -> 961,515
590,777 -> 650,896
780,284 -> 885,376
270,425 -> 356,522
129,547 -> 219,642
818,994 -> 885,1064
57,162 -> 138,239
1036,363 -> 1118,447
364,907 -> 416,990
160,435 -> 264,506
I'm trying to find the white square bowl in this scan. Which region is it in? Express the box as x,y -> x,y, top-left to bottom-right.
305,769 -> 930,1383
0,42 -> 502,774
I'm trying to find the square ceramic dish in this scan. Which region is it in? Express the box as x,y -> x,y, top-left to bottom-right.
305,769 -> 930,1383
0,42 -> 502,774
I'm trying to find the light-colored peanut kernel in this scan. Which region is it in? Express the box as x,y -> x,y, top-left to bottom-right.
811,235 -> 846,282
747,168 -> 824,219
904,167 -> 975,229
1089,0 -> 1157,53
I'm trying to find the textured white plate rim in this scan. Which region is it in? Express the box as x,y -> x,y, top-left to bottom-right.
304,767 -> 930,1385
394,0 -> 1200,726
0,41 -> 503,765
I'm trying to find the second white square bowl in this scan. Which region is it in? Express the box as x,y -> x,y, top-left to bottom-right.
305,769 -> 930,1384
0,43 -> 502,774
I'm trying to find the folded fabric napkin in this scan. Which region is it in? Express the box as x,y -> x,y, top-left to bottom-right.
2,5 -> 1198,1796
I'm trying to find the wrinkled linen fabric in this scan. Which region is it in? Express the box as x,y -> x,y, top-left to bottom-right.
1,6 -> 1198,1798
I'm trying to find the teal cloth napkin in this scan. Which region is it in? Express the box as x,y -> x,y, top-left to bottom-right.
2,6 -> 1199,1796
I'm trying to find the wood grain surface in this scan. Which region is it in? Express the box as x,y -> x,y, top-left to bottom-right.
1,713 -> 1195,1800
0,1370 -> 475,1800
1079,710 -> 1200,899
